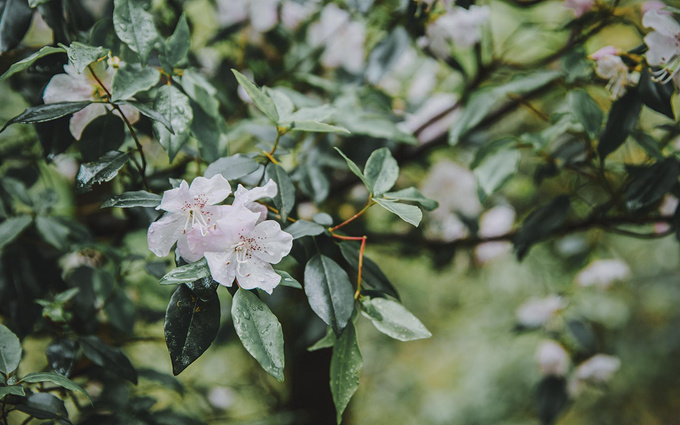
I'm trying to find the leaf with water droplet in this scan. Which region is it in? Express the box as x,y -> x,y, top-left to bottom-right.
359,296 -> 431,341
152,84 -> 193,162
330,322 -> 362,424
231,289 -> 285,381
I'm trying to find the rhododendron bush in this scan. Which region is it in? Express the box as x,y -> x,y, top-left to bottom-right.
1,0 -> 680,423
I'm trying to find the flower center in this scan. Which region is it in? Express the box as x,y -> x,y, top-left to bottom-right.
651,55 -> 680,84
181,195 -> 215,236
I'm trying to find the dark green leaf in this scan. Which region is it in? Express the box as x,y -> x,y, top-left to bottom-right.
113,0 -> 158,63
62,42 -> 108,73
78,335 -> 137,383
330,322 -> 362,424
383,187 -> 438,211
1,101 -> 92,133
307,327 -> 336,351
153,84 -> 193,162
289,120 -> 349,134
304,254 -> 354,335
164,284 -> 220,375
631,131 -> 664,160
625,158 -> 680,211
104,291 -> 136,334
0,324 -> 22,374
190,103 -> 223,163
16,393 -> 70,422
162,13 -> 190,70
138,369 -> 184,394
117,100 -> 174,133
639,67 -> 674,119
568,90 -> 603,139
597,89 -> 643,160
159,258 -> 211,285
0,215 -> 31,250
231,289 -> 285,381
46,339 -> 77,377
284,220 -> 325,239
0,386 -> 24,399
21,372 -> 91,403
0,46 -> 65,83
536,377 -> 569,425
231,69 -> 279,122
366,26 -> 409,83
514,195 -> 571,260
79,112 -> 126,162
184,276 -> 219,303
265,164 -> 295,221
110,62 -> 160,102
334,147 -> 371,189
0,0 -> 33,53
182,70 -> 220,117
204,155 -> 259,180
332,111 -> 416,144
374,198 -> 422,226
275,270 -> 302,289
75,151 -> 129,193
338,242 -> 400,300
101,190 -> 161,208
474,148 -> 520,198
359,297 -> 431,341
35,216 -> 71,249
364,148 -> 398,196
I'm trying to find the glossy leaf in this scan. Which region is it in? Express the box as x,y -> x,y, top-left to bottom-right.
0,324 -> 22,374
21,372 -> 91,403
304,254 -> 355,335
289,120 -> 349,134
231,289 -> 285,381
338,242 -> 400,300
117,100 -> 174,133
334,147 -> 371,189
0,386 -> 24,399
598,89 -> 643,161
284,220 -> 325,239
1,101 -> 92,133
307,327 -> 336,351
364,148 -> 398,196
514,195 -> 571,260
330,322 -> 362,424
639,67 -> 674,119
35,216 -> 71,249
159,258 -> 211,285
0,46 -> 65,83
79,113 -> 126,162
62,42 -> 108,73
231,69 -> 279,122
374,198 -> 422,226
383,187 -> 438,211
113,0 -> 158,63
536,377 -> 568,425
153,84 -> 193,162
625,158 -> 680,211
101,190 -> 162,208
204,155 -> 260,180
359,297 -> 431,341
15,393 -> 70,422
110,62 -> 160,102
0,0 -> 33,53
161,13 -> 190,70
46,339 -> 78,377
164,284 -> 220,375
78,335 -> 137,383
275,270 -> 302,289
568,89 -> 603,139
0,215 -> 31,250
265,164 -> 295,221
75,151 -> 129,193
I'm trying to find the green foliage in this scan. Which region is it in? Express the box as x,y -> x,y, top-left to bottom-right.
330,322 -> 362,424
304,254 -> 355,336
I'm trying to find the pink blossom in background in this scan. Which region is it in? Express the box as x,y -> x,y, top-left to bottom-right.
565,0 -> 595,17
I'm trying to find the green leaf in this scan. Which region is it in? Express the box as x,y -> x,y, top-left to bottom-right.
231,69 -> 279,122
359,297 -> 431,341
383,187 -> 438,211
79,335 -> 137,383
15,393 -> 70,422
75,150 -> 129,193
334,147 -> 371,189
161,13 -> 190,70
474,148 -> 520,198
307,327 -> 336,351
0,386 -> 24,400
182,70 -> 220,117
284,220 -> 325,239
568,90 -> 603,139
265,164 -> 295,221
35,216 -> 71,249
185,276 -> 219,302
639,67 -> 674,119
0,0 -> 33,53
104,291 -> 136,334
62,42 -> 109,74
330,322 -> 362,424
598,88 -> 643,161
191,104 -> 224,163
0,324 -> 22,374
374,198 -> 422,226
625,158 -> 680,211
364,148 -> 398,196
159,258 -> 211,285
113,0 -> 159,63
304,254 -> 355,336
631,131 -> 664,160
204,155 -> 260,180
338,242 -> 400,300
289,121 -> 349,134
110,62 -> 160,102
365,26 -> 409,83
275,270 -> 302,289
79,112 -> 126,162
0,46 -> 65,83
0,215 -> 32,250
537,376 -> 569,425
153,84 -> 193,162
21,372 -> 91,403
333,111 -> 416,144
1,101 -> 92,133
101,190 -> 162,208
117,100 -> 175,134
164,284 -> 220,375
266,87 -> 295,121
231,289 -> 285,381
514,195 -> 571,260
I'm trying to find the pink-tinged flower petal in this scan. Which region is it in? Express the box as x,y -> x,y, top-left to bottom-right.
189,175 -> 232,205
590,46 -> 618,60
115,104 -> 140,126
43,73 -> 93,103
642,0 -> 670,15
158,180 -> 192,212
215,206 -> 260,242
235,257 -> 281,294
178,225 -> 231,262
233,180 -> 277,222
148,213 -> 186,257
643,9 -> 680,36
565,0 -> 594,17
205,251 -> 238,287
69,103 -> 109,140
644,31 -> 680,65
249,220 -> 293,264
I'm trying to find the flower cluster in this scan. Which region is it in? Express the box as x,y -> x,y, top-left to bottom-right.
424,5 -> 490,57
147,175 -> 293,294
589,46 -> 634,100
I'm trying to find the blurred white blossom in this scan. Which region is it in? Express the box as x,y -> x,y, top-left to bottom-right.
217,0 -> 279,32
536,340 -> 570,377
568,354 -> 621,395
425,5 -> 490,57
641,0 -> 670,15
400,93 -> 459,143
308,4 -> 366,73
475,205 -> 515,263
516,295 -> 566,328
655,194 -> 678,233
590,46 -> 633,99
575,259 -> 631,289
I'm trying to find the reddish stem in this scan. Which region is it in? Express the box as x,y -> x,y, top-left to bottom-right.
330,233 -> 368,300
330,197 -> 374,233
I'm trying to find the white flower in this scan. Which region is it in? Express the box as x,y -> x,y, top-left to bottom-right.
575,259 -> 631,289
536,340 -> 570,377
204,207 -> 293,294
421,161 -> 481,217
643,9 -> 680,84
281,0 -> 318,30
516,295 -> 566,328
641,0 -> 671,15
307,4 -> 366,73
589,46 -> 632,99
568,354 -> 621,395
43,60 -> 139,140
564,0 -> 595,17
232,179 -> 278,223
399,93 -> 459,144
147,175 -> 232,262
425,5 -> 490,57
475,205 -> 515,263
217,0 -> 279,32
655,194 -> 678,233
